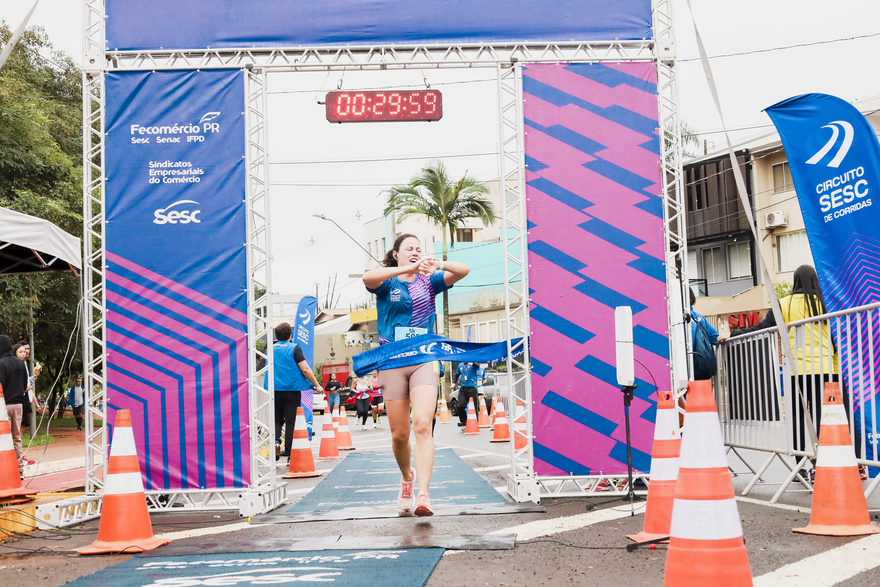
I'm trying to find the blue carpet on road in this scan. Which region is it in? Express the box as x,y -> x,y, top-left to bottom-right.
287,448 -> 506,512
67,549 -> 444,587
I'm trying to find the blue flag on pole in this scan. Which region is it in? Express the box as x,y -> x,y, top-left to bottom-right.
293,296 -> 318,438
765,93 -> 880,470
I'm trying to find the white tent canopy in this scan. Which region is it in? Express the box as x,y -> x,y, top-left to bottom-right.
0,207 -> 82,274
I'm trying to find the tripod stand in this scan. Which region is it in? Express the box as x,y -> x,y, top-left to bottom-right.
585,383 -> 643,513
620,383 -> 640,515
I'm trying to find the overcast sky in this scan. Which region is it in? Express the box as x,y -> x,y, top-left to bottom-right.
5,0 -> 880,305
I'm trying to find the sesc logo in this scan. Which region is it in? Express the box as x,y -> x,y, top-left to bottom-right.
154,200 -> 202,225
299,308 -> 312,325
806,120 -> 854,169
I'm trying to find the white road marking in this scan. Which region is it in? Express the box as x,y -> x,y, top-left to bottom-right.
443,507 -> 632,556
154,521 -> 250,541
754,533 -> 880,586
736,496 -> 810,513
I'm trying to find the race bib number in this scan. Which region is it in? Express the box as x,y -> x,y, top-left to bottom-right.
395,326 -> 427,341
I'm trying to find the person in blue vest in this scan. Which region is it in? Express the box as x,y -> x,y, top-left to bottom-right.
268,322 -> 323,460
454,362 -> 483,427
362,233 -> 469,516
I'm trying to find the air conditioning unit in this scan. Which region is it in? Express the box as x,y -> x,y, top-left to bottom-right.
765,210 -> 788,228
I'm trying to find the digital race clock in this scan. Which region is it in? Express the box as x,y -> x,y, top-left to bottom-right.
325,90 -> 443,123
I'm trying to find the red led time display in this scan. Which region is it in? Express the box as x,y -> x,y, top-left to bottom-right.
326,90 -> 443,123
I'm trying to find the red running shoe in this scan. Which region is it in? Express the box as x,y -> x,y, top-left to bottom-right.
413,493 -> 433,517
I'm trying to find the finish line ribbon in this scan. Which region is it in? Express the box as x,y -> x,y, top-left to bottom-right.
352,334 -> 524,376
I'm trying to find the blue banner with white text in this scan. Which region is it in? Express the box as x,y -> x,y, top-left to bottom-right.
104,69 -> 249,491
104,0 -> 652,51
294,296 -> 318,436
353,334 -> 523,376
766,93 -> 880,471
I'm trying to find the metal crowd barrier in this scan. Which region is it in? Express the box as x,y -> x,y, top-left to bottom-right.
715,301 -> 880,503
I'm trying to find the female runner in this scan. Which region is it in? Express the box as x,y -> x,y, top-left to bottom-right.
362,233 -> 469,515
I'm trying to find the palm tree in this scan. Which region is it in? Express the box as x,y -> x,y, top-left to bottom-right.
385,161 -> 496,395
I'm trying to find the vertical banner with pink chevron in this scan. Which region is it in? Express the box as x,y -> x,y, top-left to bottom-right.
104,70 -> 249,490
523,63 -> 668,476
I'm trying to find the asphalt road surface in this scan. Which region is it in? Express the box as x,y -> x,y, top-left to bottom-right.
3,417 -> 880,586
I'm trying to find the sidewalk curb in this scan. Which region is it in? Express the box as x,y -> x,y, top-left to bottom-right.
23,455 -> 103,478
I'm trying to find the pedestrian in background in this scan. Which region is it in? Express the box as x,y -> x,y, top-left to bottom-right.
0,335 -> 30,476
454,362 -> 482,428
266,322 -> 323,460
68,376 -> 86,431
369,369 -> 383,428
353,374 -> 372,430
325,373 -> 342,414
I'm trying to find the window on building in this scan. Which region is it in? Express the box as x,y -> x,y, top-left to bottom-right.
456,228 -> 474,243
701,247 -> 723,284
687,250 -> 699,279
772,161 -> 794,194
777,230 -> 814,272
727,241 -> 752,280
380,238 -> 385,256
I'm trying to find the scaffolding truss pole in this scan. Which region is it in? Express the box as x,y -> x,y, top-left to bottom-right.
102,41 -> 657,72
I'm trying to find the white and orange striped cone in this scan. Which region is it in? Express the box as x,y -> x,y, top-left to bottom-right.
477,396 -> 492,428
663,380 -> 752,586
489,401 -> 510,443
283,408 -> 322,479
335,406 -> 356,451
513,400 -> 528,451
437,398 -> 451,424
331,406 -> 340,435
464,398 -> 481,435
627,390 -> 681,543
78,410 -> 170,555
317,408 -> 342,460
489,391 -> 501,428
794,382 -> 879,536
0,395 -> 37,500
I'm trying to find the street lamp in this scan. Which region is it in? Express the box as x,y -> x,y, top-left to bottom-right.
313,214 -> 382,265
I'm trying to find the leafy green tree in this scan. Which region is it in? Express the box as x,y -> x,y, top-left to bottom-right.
0,23 -> 83,411
384,161 -> 496,396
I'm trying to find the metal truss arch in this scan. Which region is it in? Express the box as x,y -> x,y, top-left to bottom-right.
103,41 -> 657,72
79,0 -> 683,512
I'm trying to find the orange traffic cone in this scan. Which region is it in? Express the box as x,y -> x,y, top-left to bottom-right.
437,398 -> 451,423
331,406 -> 340,434
663,380 -> 752,586
464,398 -> 481,435
513,400 -> 528,451
283,408 -> 322,479
489,391 -> 501,427
335,406 -> 356,451
317,409 -> 342,460
0,396 -> 37,499
490,400 -> 510,443
478,396 -> 492,428
628,390 -> 680,543
78,410 -> 170,555
794,382 -> 879,536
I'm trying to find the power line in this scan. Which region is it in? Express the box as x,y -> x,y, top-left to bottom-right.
0,104 -> 82,147
678,31 -> 880,63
